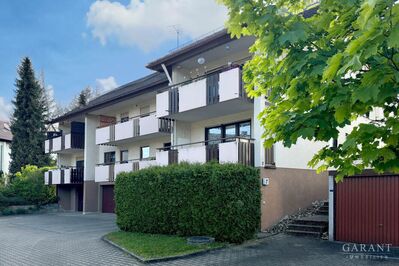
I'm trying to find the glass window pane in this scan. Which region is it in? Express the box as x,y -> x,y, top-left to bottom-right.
141,146 -> 150,159
104,152 -> 115,164
239,122 -> 251,137
225,124 -> 237,141
121,150 -> 128,163
207,127 -> 222,144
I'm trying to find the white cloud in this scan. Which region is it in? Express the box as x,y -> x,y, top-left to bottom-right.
0,97 -> 12,122
86,0 -> 228,51
95,76 -> 118,93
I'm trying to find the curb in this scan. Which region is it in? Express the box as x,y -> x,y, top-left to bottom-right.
101,235 -> 226,264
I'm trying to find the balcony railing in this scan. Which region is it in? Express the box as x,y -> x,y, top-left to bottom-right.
96,112 -> 172,145
44,167 -> 84,185
94,158 -> 157,182
156,66 -> 252,118
156,137 -> 254,167
45,133 -> 84,153
264,145 -> 276,168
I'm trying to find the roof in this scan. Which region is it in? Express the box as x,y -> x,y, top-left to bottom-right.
146,6 -> 318,72
146,28 -> 233,71
51,72 -> 168,123
0,121 -> 12,142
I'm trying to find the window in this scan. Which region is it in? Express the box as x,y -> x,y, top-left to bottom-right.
225,124 -> 237,141
104,152 -> 115,164
205,120 -> 251,144
140,146 -> 150,159
206,126 -> 222,145
163,142 -> 171,151
239,121 -> 251,137
120,150 -> 128,163
120,112 -> 129,123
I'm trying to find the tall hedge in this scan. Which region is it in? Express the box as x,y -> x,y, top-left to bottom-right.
115,162 -> 261,243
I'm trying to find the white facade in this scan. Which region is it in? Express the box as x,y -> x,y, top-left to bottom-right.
0,141 -> 11,175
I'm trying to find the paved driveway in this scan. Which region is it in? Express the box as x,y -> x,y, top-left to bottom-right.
0,213 -> 397,266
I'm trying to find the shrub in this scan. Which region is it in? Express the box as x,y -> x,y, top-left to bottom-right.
1,165 -> 57,207
1,208 -> 14,216
115,162 -> 261,243
15,208 -> 27,215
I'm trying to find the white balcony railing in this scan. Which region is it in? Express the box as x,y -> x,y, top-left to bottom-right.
155,137 -> 254,167
156,67 -> 248,118
44,167 -> 84,185
52,136 -> 63,152
95,159 -> 158,182
45,133 -> 84,153
95,113 -> 171,145
96,126 -> 111,145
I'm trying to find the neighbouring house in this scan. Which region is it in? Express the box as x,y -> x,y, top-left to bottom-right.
0,120 -> 12,177
44,26 -> 328,231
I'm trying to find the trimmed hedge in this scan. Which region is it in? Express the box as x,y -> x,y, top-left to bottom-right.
115,162 -> 261,243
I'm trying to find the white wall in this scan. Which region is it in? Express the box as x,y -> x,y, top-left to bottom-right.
57,153 -> 84,168
0,141 -> 11,174
274,140 -> 327,170
97,136 -> 170,164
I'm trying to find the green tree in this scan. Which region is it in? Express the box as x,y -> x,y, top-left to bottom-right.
219,0 -> 399,181
10,58 -> 51,174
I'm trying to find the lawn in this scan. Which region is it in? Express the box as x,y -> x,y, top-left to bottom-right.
105,231 -> 226,260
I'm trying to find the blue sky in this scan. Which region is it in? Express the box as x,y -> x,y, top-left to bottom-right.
0,0 -> 227,120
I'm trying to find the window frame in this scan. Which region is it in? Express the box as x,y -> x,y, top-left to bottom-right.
205,119 -> 251,145
120,150 -> 129,164
104,151 -> 116,165
140,146 -> 150,160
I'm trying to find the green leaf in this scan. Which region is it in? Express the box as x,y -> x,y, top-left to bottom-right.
323,53 -> 343,82
334,104 -> 350,123
388,26 -> 399,48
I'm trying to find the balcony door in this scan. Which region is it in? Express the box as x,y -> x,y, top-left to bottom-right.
205,120 -> 251,143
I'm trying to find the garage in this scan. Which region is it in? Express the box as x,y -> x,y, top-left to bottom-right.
331,172 -> 399,246
102,185 -> 115,213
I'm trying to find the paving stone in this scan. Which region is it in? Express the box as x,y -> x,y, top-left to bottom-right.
0,213 -> 396,266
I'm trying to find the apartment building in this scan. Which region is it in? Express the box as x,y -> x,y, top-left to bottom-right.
45,28 -> 328,230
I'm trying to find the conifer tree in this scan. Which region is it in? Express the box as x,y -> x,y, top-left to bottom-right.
9,57 -> 51,174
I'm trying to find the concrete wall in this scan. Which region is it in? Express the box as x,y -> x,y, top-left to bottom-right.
57,185 -> 80,211
83,181 -> 99,213
259,167 -> 328,230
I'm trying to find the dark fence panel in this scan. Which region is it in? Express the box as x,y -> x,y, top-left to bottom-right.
169,88 -> 179,114
206,73 -> 219,105
206,144 -> 219,163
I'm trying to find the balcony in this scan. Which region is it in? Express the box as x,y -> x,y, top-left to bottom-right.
94,159 -> 157,182
44,167 -> 84,185
156,67 -> 253,122
95,112 -> 172,145
45,133 -> 84,154
156,137 -> 254,166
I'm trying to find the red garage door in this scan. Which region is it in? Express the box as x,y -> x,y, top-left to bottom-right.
102,185 -> 115,213
335,175 -> 399,245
